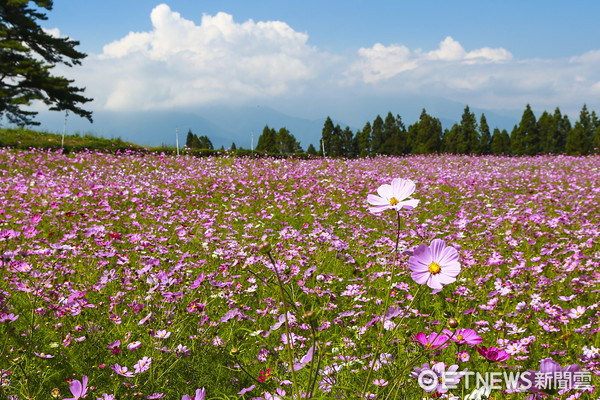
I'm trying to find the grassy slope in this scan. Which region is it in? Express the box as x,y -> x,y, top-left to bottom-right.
0,127 -> 144,152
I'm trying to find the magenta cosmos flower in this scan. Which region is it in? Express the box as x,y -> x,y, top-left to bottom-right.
65,375 -> 88,400
443,328 -> 482,346
181,388 -> 206,400
413,332 -> 450,350
409,239 -> 461,290
367,178 -> 419,214
476,346 -> 510,362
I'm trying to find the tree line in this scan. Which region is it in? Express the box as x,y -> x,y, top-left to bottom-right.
184,104 -> 600,157
315,104 -> 600,157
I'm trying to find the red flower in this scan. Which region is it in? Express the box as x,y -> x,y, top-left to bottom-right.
258,368 -> 272,383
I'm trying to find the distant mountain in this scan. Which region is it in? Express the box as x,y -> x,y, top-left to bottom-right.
29,100 -> 522,149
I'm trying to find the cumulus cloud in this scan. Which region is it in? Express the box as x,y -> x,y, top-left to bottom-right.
344,35 -> 600,112
56,4 -> 600,117
87,3 -> 326,110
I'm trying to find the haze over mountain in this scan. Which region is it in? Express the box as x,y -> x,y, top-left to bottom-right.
32,100 -> 521,150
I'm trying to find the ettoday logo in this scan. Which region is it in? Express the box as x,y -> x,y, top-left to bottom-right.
416,368 -> 593,394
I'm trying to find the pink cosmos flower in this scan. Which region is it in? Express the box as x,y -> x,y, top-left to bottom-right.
367,178 -> 419,214
457,351 -> 470,362
134,356 -> 152,373
153,329 -> 171,339
65,375 -> 88,400
111,363 -> 135,378
127,341 -> 142,351
476,346 -> 510,362
409,239 -> 461,291
181,388 -> 206,400
237,385 -> 255,395
443,328 -> 482,346
412,332 -> 450,350
568,306 -> 586,319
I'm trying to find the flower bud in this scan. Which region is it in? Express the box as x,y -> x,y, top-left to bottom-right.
230,347 -> 240,356
257,241 -> 271,254
447,318 -> 459,328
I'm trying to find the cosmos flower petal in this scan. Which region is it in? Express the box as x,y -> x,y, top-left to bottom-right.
397,199 -> 420,210
392,178 -> 416,199
366,194 -> 390,206
376,184 -> 393,199
429,239 -> 447,261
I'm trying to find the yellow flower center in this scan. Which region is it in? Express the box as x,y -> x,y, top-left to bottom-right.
457,334 -> 463,341
428,262 -> 441,275
389,197 -> 399,206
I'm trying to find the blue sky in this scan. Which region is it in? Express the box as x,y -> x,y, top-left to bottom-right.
32,1 -> 600,141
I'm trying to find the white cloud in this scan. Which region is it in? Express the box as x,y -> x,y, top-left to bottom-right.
88,3 -> 325,110
57,5 -> 600,119
344,36 -> 600,113
43,27 -> 61,38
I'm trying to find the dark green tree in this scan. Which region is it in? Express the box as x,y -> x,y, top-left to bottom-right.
409,109 -> 442,154
185,129 -> 194,148
382,113 -> 407,155
442,125 -> 460,154
511,104 -> 538,155
370,115 -> 385,154
456,106 -> 479,154
256,125 -> 277,153
566,104 -> 594,155
478,113 -> 491,154
0,0 -> 93,125
341,126 -> 354,157
198,135 -> 213,150
320,117 -> 335,157
230,142 -> 237,151
306,143 -> 317,156
354,121 -> 372,157
536,111 -> 553,154
277,127 -> 302,154
490,128 -> 511,155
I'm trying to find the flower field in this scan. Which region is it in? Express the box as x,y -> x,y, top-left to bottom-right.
0,149 -> 599,399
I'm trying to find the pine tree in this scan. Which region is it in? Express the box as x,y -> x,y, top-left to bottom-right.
410,109 -> 442,154
456,106 -> 479,154
443,125 -> 460,154
490,128 -> 503,155
522,104 -> 540,155
341,126 -> 354,157
0,0 -> 93,125
370,115 -> 385,154
536,111 -> 553,154
354,121 -> 372,157
566,104 -> 594,155
306,143 -> 317,156
198,135 -> 213,149
479,114 -> 491,154
320,117 -> 335,157
256,125 -> 277,153
186,130 -> 194,148
491,128 -> 512,155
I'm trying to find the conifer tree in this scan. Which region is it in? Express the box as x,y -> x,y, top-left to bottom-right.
354,121 -> 372,157
479,114 -> 491,154
0,0 -> 93,125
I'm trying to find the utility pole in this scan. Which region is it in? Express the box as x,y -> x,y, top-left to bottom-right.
175,127 -> 180,155
251,130 -> 254,157
61,111 -> 69,149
